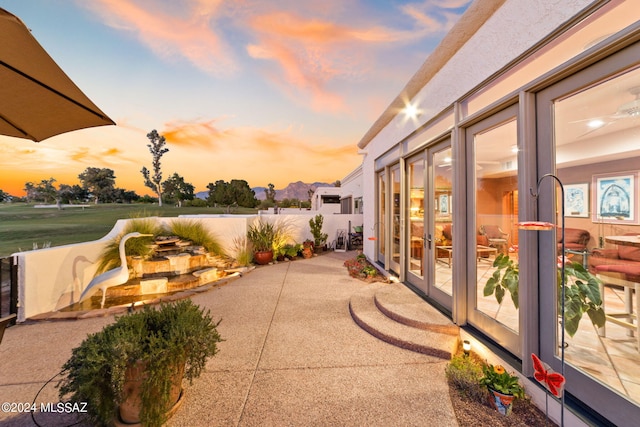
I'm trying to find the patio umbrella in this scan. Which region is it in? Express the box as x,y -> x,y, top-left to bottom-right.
0,8 -> 114,142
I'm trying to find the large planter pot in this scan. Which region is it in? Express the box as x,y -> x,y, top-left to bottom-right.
115,362 -> 185,426
487,388 -> 515,416
117,361 -> 185,426
253,250 -> 274,265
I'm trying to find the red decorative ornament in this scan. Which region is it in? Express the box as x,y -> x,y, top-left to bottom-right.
531,353 -> 565,397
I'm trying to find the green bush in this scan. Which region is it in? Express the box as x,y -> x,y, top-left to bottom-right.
309,214 -> 328,247
58,300 -> 222,426
184,198 -> 208,207
445,350 -> 486,403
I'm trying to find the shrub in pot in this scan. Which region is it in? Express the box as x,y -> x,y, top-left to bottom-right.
58,300 -> 222,426
479,363 -> 524,416
285,243 -> 302,260
309,214 -> 328,251
247,220 -> 276,265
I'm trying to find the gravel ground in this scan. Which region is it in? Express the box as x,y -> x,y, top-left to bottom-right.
449,386 -> 557,426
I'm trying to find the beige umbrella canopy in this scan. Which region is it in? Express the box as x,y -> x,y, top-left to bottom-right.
0,8 -> 114,142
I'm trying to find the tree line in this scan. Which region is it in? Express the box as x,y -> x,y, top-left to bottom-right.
0,130 -> 326,210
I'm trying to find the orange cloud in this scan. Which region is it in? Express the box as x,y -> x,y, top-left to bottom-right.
244,5 -> 456,113
148,118 -> 358,188
68,146 -> 135,165
161,119 -> 230,149
80,0 -> 237,76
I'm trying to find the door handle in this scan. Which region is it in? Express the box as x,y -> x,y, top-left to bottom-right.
426,233 -> 432,249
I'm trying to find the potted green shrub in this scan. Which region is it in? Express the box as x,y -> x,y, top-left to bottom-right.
280,243 -> 301,260
479,363 -> 525,416
309,214 -> 328,251
247,220 -> 276,265
58,300 -> 222,426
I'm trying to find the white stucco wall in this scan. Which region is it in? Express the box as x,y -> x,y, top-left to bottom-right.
16,213 -> 362,321
360,0 -> 594,261
311,187 -> 343,213
341,165 -> 364,211
16,219 -> 129,322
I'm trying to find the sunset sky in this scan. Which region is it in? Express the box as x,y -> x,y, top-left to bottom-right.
0,0 -> 470,197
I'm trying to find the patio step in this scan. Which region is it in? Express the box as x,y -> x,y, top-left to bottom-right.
349,282 -> 459,359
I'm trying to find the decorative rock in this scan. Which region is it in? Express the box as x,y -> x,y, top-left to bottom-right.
193,268 -> 220,284
165,253 -> 192,275
140,277 -> 169,294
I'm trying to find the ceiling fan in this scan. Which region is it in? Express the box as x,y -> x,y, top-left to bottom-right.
616,86 -> 640,117
573,86 -> 640,138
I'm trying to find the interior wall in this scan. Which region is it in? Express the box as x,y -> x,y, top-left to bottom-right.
559,156 -> 640,248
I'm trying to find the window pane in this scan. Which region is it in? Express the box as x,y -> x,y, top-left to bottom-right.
554,65 -> 640,406
474,118 -> 519,333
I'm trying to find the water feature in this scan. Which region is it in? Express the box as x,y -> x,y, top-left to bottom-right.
63,241 -> 233,311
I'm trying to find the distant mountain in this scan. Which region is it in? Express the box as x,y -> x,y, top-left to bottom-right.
254,181 -> 333,200
195,181 -> 334,201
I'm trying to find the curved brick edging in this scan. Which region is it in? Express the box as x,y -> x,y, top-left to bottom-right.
349,283 -> 458,359
374,284 -> 459,336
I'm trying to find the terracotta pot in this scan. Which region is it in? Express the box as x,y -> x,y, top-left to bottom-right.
253,250 -> 274,265
302,247 -> 313,259
118,361 -> 185,425
487,388 -> 515,416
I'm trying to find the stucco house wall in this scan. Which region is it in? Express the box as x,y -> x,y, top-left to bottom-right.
360,0 -> 592,261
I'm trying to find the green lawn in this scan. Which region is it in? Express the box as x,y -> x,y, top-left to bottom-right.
0,203 -> 257,257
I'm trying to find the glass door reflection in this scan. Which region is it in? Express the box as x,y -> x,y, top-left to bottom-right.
390,164 -> 401,274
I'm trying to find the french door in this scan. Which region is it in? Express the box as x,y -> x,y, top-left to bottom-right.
406,140 -> 453,310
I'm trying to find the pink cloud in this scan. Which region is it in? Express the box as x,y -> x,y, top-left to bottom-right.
243,3 -> 464,113
78,0 -> 469,116
80,0 -> 237,76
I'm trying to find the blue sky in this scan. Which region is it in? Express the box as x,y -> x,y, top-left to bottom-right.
0,0 -> 470,196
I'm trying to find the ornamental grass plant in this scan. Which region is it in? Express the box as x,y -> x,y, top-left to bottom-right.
96,218 -> 161,274
167,219 -> 224,256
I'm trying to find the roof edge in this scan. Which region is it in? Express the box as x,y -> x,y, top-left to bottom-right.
357,0 -> 507,149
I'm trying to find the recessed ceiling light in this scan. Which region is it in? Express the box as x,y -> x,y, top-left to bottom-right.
587,119 -> 605,128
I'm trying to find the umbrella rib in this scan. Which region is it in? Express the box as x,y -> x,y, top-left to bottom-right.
0,113 -> 37,140
0,60 -> 113,122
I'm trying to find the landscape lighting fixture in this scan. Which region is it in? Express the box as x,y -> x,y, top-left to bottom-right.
462,340 -> 471,355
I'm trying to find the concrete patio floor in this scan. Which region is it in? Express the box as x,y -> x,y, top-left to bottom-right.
0,251 -> 458,427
